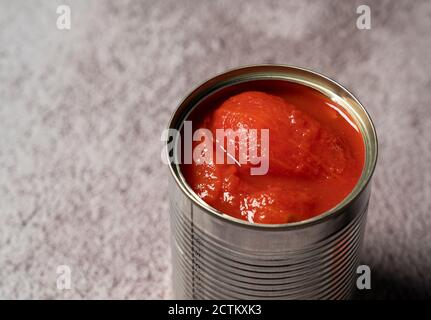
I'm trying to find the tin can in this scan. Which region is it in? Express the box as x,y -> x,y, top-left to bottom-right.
166,65 -> 378,299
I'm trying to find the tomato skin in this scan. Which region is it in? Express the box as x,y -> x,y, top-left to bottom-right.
182,90 -> 364,224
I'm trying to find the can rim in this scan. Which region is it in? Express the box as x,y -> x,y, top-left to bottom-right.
167,64 -> 378,230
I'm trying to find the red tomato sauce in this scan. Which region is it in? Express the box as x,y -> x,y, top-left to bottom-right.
182,82 -> 365,224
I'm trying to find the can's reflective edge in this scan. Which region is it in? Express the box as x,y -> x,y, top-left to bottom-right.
167,65 -> 378,300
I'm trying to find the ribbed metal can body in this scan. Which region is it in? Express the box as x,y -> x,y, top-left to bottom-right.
167,65 -> 378,300
170,179 -> 370,299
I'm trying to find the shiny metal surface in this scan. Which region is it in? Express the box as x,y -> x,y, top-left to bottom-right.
167,65 -> 378,300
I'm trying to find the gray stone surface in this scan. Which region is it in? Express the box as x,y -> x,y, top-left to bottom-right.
0,0 -> 430,299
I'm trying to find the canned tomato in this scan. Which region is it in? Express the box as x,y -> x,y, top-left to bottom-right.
166,65 -> 378,299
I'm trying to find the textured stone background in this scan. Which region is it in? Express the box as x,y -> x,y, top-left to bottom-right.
0,0 -> 430,299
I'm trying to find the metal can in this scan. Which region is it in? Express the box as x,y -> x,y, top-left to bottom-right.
166,65 -> 378,299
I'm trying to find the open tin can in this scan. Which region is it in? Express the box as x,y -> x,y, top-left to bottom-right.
166,65 -> 378,299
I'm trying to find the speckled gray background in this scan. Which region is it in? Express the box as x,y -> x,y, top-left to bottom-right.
0,0 -> 430,299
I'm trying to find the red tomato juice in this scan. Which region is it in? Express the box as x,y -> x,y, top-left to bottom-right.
182,82 -> 365,224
